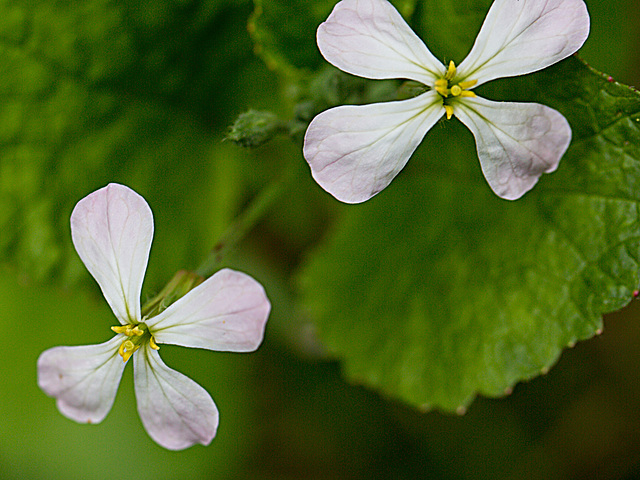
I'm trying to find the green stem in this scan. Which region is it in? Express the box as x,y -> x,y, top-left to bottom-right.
195,174 -> 289,277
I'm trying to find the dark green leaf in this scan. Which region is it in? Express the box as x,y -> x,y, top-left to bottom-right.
0,0 -> 257,284
298,58 -> 640,411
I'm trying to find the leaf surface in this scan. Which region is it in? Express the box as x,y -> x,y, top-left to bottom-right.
297,23 -> 640,409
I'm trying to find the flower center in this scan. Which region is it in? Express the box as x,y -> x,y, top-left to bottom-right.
433,61 -> 478,120
111,322 -> 159,362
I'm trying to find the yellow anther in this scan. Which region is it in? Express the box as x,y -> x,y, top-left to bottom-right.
131,326 -> 144,336
433,79 -> 449,97
444,105 -> 454,120
112,321 -> 154,361
444,60 -> 456,80
458,79 -> 478,90
112,323 -> 146,337
435,61 -> 478,103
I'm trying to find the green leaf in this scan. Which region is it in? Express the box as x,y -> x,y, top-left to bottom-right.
0,0 -> 258,284
298,58 -> 640,411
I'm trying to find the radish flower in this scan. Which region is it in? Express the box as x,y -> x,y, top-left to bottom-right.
303,0 -> 590,202
37,183 -> 270,450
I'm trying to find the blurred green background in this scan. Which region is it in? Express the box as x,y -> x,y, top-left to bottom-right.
2,0 -> 640,478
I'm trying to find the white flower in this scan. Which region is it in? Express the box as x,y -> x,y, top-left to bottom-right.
37,183 -> 270,450
303,0 -> 590,203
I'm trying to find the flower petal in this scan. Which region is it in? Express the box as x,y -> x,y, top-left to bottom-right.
37,336 -> 126,424
303,91 -> 444,203
317,0 -> 443,84
146,269 -> 270,352
71,183 -> 153,324
134,346 -> 218,450
454,96 -> 571,200
457,0 -> 590,85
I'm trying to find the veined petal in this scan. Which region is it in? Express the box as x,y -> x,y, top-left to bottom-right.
134,346 -> 218,450
37,336 -> 126,424
71,183 -> 153,324
303,91 -> 444,203
146,269 -> 270,352
454,96 -> 571,200
318,0 -> 443,84
457,0 -> 589,85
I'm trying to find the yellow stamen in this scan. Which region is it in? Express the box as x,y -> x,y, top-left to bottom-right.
444,60 -> 456,80
458,79 -> 478,90
435,86 -> 449,97
433,61 -> 479,119
444,105 -> 454,120
131,326 -> 144,336
434,79 -> 449,97
112,322 -> 154,361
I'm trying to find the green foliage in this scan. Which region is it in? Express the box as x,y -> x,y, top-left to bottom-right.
4,0 -> 640,449
299,58 -> 640,411
2,0 -> 640,476
286,1 -> 640,411
0,0 -> 256,285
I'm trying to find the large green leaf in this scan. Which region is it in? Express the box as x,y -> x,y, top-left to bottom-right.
0,0 -> 258,285
243,0 -> 640,410
298,57 -> 640,411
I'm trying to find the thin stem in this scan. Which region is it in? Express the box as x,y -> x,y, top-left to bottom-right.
195,174 -> 289,277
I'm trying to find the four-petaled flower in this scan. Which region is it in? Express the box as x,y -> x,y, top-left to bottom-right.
37,183 -> 270,450
303,0 -> 590,203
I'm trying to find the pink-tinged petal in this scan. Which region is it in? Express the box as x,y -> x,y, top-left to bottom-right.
318,0 -> 443,84
37,336 -> 126,424
134,346 -> 218,450
454,96 -> 571,200
457,0 -> 590,86
71,183 -> 153,324
146,269 -> 270,352
303,91 -> 444,203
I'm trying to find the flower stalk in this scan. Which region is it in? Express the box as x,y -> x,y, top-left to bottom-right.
196,172 -> 291,277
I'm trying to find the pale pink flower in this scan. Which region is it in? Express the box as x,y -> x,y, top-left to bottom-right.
38,183 -> 270,450
303,0 -> 590,202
